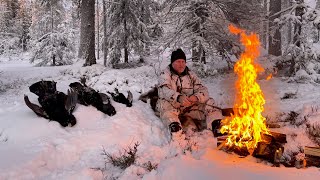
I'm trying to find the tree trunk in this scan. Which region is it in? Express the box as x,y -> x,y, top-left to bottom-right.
317,0 -> 320,9
52,55 -> 56,66
124,17 -> 128,63
293,0 -> 304,48
200,32 -> 206,64
20,2 -> 30,52
192,21 -> 201,62
96,0 -> 99,60
268,0 -> 282,56
192,41 -> 199,62
79,0 -> 96,66
51,0 -> 55,66
103,0 -> 108,66
201,49 -> 206,64
282,0 -> 293,46
316,0 -> 320,42
141,2 -> 151,56
289,0 -> 304,75
261,0 -> 268,49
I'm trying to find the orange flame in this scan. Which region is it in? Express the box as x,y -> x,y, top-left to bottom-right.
266,73 -> 272,80
220,25 -> 269,152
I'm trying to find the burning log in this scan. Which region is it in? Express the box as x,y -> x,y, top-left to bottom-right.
266,123 -> 281,129
217,135 -> 250,156
221,108 -> 234,116
217,131 -> 287,166
217,135 -> 228,147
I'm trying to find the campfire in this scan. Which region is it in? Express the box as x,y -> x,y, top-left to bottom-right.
217,25 -> 287,166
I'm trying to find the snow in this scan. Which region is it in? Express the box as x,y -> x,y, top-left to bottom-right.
0,54 -> 320,180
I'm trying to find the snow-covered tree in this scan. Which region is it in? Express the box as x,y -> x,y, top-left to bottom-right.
0,0 -> 32,54
269,0 -> 282,56
30,29 -> 75,66
105,0 -> 154,66
29,0 -> 76,66
316,0 -> 320,9
17,0 -> 32,51
274,0 -> 320,83
159,0 -> 263,65
2,0 -> 20,33
30,0 -> 65,39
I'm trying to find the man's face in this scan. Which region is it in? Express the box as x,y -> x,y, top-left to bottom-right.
172,59 -> 186,74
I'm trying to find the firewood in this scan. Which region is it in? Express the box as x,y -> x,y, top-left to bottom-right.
304,146 -> 320,157
267,123 -> 281,128
252,141 -> 284,165
221,108 -> 234,116
216,135 -> 228,147
216,131 -> 287,165
305,155 -> 320,167
218,144 -> 250,157
261,131 -> 287,144
269,131 -> 287,143
221,108 -> 246,117
216,135 -> 250,156
304,147 -> 320,167
261,133 -> 273,144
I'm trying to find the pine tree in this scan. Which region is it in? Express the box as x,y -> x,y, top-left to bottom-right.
268,0 -> 282,56
18,0 -> 32,51
0,0 -> 33,54
105,0 -> 153,66
3,0 -> 20,33
29,0 -> 76,66
30,0 -> 64,39
274,0 -> 320,82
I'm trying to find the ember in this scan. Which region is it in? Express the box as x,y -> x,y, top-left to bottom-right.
220,25 -> 270,153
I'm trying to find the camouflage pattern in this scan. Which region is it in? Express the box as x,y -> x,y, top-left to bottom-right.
156,65 -> 222,130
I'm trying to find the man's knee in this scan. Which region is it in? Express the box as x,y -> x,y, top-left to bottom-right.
183,109 -> 205,121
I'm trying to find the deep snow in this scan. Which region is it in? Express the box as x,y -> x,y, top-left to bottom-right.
0,54 -> 320,179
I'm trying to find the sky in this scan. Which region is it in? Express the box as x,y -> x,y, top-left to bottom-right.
0,50 -> 320,180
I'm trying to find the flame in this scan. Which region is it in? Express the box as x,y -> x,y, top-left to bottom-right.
220,25 -> 269,152
266,73 -> 272,80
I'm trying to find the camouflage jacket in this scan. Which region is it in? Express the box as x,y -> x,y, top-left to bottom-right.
157,65 -> 209,109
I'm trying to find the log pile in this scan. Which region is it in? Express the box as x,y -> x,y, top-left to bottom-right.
216,131 -> 287,166
213,108 -> 319,168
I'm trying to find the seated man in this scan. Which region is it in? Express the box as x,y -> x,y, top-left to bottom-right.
156,48 -> 222,137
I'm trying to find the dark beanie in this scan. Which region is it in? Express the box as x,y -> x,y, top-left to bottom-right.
171,48 -> 186,64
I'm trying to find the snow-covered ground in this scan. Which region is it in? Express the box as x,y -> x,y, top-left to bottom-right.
0,54 -> 320,180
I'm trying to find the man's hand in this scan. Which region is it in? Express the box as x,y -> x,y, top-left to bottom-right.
178,95 -> 198,107
178,95 -> 192,107
188,95 -> 198,104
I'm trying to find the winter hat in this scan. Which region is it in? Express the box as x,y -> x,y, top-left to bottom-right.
171,48 -> 186,64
